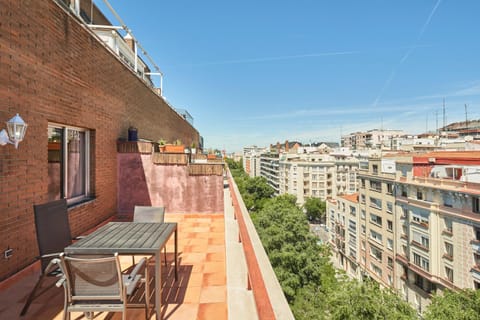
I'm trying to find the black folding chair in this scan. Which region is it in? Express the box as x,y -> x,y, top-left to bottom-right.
20,198 -> 77,316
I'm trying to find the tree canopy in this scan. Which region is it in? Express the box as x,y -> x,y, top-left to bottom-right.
423,289 -> 480,320
303,197 -> 327,223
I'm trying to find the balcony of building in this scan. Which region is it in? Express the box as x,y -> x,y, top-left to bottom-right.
0,164 -> 293,319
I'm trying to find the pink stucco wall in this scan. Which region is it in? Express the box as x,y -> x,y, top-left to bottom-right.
117,154 -> 224,213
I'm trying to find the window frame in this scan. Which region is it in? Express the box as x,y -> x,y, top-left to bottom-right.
48,123 -> 91,204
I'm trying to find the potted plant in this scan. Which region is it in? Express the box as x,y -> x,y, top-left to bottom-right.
190,142 -> 197,154
165,139 -> 185,153
157,138 -> 167,152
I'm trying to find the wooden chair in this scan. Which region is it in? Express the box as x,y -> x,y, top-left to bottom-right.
20,199 -> 79,316
57,253 -> 148,320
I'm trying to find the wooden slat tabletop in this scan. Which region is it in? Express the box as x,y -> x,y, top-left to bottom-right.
65,222 -> 177,255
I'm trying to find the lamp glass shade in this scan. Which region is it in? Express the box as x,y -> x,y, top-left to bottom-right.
6,113 -> 27,144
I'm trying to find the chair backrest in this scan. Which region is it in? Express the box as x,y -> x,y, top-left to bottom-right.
60,253 -> 124,302
133,206 -> 165,223
33,198 -> 72,271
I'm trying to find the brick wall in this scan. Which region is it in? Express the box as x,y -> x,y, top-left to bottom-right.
0,0 -> 199,280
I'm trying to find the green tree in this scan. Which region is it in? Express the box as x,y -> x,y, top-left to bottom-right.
303,197 -> 326,222
254,195 -> 336,302
335,279 -> 416,320
423,289 -> 480,320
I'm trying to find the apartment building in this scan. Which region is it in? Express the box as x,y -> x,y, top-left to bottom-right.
278,153 -> 358,205
357,157 -> 398,287
328,151 -> 480,313
243,146 -> 265,177
342,129 -> 404,150
327,194 -> 361,280
259,152 -> 280,195
395,152 -> 480,313
279,153 -> 336,204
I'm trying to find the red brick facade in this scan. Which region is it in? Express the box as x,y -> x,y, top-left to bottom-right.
0,0 -> 199,280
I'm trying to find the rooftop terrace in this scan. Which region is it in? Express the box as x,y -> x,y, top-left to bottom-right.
0,176 -> 292,320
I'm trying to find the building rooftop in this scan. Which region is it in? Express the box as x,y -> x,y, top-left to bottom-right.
339,193 -> 359,203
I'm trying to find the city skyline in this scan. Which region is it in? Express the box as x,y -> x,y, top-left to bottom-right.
96,0 -> 480,152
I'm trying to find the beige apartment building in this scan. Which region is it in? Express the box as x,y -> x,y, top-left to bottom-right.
328,151 -> 480,314
327,194 -> 361,280
395,152 -> 480,313
279,153 -> 358,204
342,129 -> 404,150
357,157 -> 397,287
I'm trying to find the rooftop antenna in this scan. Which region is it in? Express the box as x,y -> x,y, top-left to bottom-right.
442,98 -> 446,130
465,104 -> 469,130
380,116 -> 384,131
426,113 -> 428,133
435,110 -> 439,134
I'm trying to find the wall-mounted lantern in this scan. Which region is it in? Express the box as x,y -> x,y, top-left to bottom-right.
0,114 -> 28,149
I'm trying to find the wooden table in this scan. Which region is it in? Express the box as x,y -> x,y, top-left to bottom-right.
65,222 -> 178,320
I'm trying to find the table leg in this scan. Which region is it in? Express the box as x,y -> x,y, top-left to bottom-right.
175,229 -> 178,282
155,251 -> 162,320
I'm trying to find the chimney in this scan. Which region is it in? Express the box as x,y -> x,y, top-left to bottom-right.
285,140 -> 289,152
124,34 -> 135,52
276,142 -> 281,150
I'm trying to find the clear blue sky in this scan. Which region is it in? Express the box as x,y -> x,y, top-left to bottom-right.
95,0 -> 480,152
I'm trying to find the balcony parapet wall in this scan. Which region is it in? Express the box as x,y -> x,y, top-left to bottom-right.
228,170 -> 295,320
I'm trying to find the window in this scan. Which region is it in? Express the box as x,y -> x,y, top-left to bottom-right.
370,213 -> 382,226
412,208 -> 429,227
360,194 -> 366,203
387,238 -> 393,250
387,256 -> 394,269
361,224 -> 366,234
401,186 -> 407,197
361,179 -> 365,188
386,202 -> 393,213
412,231 -> 429,249
473,197 -> 480,213
48,125 -> 91,203
416,190 -> 423,200
370,180 -> 382,192
386,183 -> 393,194
445,242 -> 453,258
350,206 -> 356,216
370,197 -> 382,210
370,245 -> 382,261
349,219 -> 357,233
445,267 -> 453,282
444,218 -> 453,233
371,263 -> 382,277
370,230 -> 382,243
387,220 -> 393,231
372,164 -> 378,174
443,192 -> 453,207
413,252 -> 430,272
361,210 -> 366,219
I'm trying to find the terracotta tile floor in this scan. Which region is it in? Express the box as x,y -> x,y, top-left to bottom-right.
0,213 -> 227,320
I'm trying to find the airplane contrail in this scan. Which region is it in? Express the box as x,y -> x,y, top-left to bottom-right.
373,0 -> 442,107
168,51 -> 360,67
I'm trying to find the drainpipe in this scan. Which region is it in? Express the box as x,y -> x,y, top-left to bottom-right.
73,0 -> 81,16
134,41 -> 138,74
